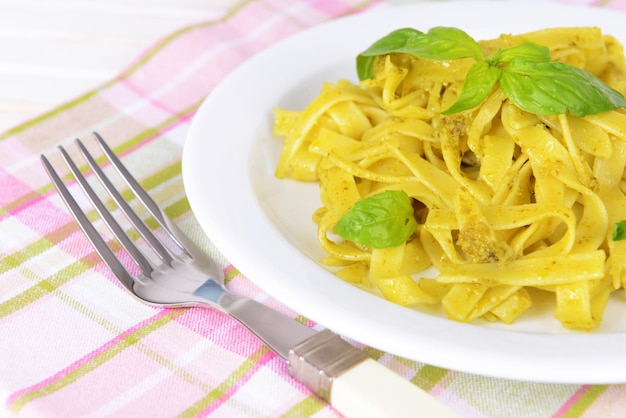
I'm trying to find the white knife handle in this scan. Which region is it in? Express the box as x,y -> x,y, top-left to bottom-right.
287,330 -> 460,418
331,358 -> 461,418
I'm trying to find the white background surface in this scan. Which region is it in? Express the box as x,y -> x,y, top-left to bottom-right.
0,0 -> 234,133
0,0 -> 441,134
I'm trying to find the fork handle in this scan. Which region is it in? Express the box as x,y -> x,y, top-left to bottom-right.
289,329 -> 461,418
214,292 -> 459,417
331,358 -> 461,417
216,291 -> 318,359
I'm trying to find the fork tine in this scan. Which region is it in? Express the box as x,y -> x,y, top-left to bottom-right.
56,145 -> 155,277
75,137 -> 176,267
41,154 -> 137,292
92,132 -> 191,258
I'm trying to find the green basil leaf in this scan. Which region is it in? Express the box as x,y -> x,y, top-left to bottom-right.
487,42 -> 551,66
356,28 -> 423,80
356,26 -> 482,81
424,26 -> 484,60
355,26 -> 626,116
443,61 -> 501,114
334,190 -> 418,249
500,59 -> 626,116
612,220 -> 626,241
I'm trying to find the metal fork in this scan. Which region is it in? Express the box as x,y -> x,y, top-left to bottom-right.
40,132 -> 460,418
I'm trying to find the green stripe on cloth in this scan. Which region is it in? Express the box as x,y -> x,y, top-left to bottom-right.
562,385 -> 609,418
165,197 -> 191,221
0,221 -> 77,275
281,396 -> 328,417
363,346 -> 385,360
142,161 -> 182,191
294,315 -> 311,326
224,267 -> 241,284
0,252 -> 98,320
10,309 -> 184,413
0,188 -> 50,217
176,346 -> 272,417
412,364 -> 450,391
0,89 -> 105,141
119,101 -> 202,151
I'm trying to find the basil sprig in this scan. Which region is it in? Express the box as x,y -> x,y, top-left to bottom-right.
335,190 -> 418,249
357,27 -> 626,116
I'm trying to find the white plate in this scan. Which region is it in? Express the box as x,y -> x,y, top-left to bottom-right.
182,0 -> 626,384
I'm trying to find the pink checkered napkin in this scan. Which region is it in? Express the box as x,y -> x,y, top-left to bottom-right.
2,0 -> 626,417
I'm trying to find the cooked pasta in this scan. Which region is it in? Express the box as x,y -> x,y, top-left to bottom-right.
273,27 -> 626,330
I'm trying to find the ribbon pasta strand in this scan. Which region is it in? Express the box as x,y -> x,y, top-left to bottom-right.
273,27 -> 626,330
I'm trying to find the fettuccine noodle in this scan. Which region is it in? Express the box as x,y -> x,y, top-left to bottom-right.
273,27 -> 626,330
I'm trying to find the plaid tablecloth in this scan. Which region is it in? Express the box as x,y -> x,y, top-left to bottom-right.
3,0 -> 626,417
